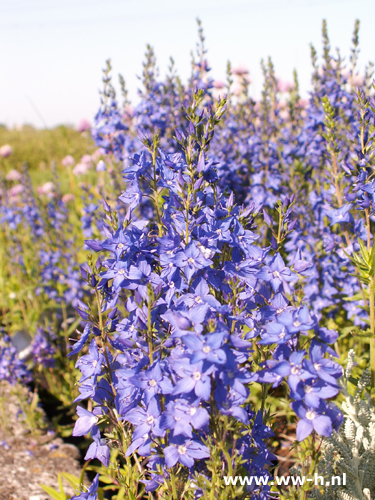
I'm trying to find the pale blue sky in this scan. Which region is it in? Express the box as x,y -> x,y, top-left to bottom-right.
1,0 -> 374,128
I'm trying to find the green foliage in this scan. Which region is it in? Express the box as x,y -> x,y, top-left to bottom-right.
40,471 -> 104,500
310,351 -> 375,500
85,449 -> 147,500
0,125 -> 94,172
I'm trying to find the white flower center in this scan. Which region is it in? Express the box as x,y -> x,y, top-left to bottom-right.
306,411 -> 315,420
203,345 -> 211,353
178,445 -> 187,455
149,380 -> 157,387
193,371 -> 201,380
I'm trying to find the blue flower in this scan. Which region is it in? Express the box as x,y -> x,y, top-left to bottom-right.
68,325 -> 91,357
326,203 -> 352,226
182,330 -> 227,364
172,359 -> 214,400
173,242 -> 213,282
69,473 -> 99,500
76,339 -> 104,381
256,253 -> 298,293
291,401 -> 333,441
304,345 -> 342,386
84,426 -> 110,466
72,406 -> 99,436
164,437 -> 210,468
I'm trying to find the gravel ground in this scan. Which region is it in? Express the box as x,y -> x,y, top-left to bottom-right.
0,381 -> 83,500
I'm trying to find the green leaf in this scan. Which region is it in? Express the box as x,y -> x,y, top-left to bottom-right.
115,487 -> 126,500
351,329 -> 373,339
349,376 -> 360,386
343,292 -> 368,302
60,472 -> 81,491
67,317 -> 82,336
40,484 -> 65,500
98,475 -> 116,484
358,238 -> 369,262
79,463 -> 87,486
370,245 -> 375,276
57,474 -> 67,499
126,490 -> 136,500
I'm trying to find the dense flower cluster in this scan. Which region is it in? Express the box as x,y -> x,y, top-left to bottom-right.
30,327 -> 56,368
67,72 -> 353,495
0,333 -> 31,385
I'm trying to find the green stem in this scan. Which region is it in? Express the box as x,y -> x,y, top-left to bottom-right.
365,209 -> 371,252
151,146 -> 163,236
170,471 -> 178,500
61,302 -> 69,352
95,289 -> 103,331
147,294 -> 154,364
277,207 -> 282,244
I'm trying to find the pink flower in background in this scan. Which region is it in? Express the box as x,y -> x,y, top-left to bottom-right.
62,155 -> 75,167
77,119 -> 91,133
279,108 -> 289,120
277,80 -> 294,93
73,163 -> 91,176
9,184 -> 24,197
330,58 -> 338,70
0,144 -> 12,157
62,193 -> 75,204
212,80 -> 225,89
123,105 -> 134,118
5,169 -> 22,182
80,154 -> 93,165
352,74 -> 364,86
91,148 -> 105,162
37,182 -> 54,195
231,66 -> 249,76
233,84 -> 242,96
